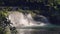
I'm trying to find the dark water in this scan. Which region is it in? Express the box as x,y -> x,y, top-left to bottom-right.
16,25 -> 60,34
17,28 -> 60,34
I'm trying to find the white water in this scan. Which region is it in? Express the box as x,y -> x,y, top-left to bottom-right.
8,12 -> 50,34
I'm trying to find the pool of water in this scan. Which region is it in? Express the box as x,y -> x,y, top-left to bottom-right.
16,25 -> 60,34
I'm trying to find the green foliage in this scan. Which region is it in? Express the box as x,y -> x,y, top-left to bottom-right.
56,0 -> 60,4
18,9 -> 25,13
0,10 -> 10,34
0,11 -> 8,17
0,9 -> 18,34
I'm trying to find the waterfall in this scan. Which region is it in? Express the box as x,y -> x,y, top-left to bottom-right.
8,11 -> 50,34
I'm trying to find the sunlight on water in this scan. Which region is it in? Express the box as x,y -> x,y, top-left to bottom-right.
9,12 -> 49,27
17,29 -> 35,34
8,11 -> 50,34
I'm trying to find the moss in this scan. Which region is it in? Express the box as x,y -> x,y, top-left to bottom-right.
4,26 -> 11,34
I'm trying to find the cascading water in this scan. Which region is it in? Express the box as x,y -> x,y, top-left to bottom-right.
8,11 -> 50,34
